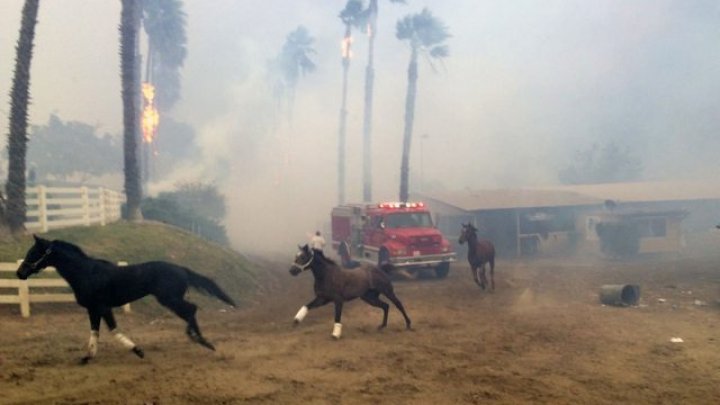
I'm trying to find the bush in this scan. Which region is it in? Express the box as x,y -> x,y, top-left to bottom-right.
141,196 -> 229,245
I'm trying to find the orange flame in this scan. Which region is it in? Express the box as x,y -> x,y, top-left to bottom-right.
141,82 -> 159,144
341,36 -> 353,59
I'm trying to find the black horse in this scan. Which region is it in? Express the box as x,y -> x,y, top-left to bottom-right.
458,223 -> 496,290
16,235 -> 236,363
289,245 -> 411,338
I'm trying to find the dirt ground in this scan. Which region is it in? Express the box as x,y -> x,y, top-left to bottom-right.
2,249 -> 720,404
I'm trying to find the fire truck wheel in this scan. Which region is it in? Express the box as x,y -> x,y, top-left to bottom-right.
435,262 -> 450,279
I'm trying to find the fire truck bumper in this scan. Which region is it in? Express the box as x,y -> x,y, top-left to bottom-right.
389,253 -> 456,268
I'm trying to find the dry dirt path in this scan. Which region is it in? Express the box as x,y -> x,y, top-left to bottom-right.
1,256 -> 720,404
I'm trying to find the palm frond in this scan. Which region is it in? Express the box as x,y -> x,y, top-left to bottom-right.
412,8 -> 450,47
396,8 -> 450,50
340,0 -> 368,29
429,44 -> 449,59
395,14 -> 415,40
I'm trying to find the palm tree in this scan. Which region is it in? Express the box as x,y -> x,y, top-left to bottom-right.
273,26 -> 317,122
337,0 -> 366,204
141,0 -> 187,184
5,0 -> 40,233
120,0 -> 143,221
142,0 -> 187,112
362,0 -> 406,202
396,8 -> 449,202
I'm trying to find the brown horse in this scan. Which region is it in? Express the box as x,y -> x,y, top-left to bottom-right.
289,245 -> 411,339
458,223 -> 496,290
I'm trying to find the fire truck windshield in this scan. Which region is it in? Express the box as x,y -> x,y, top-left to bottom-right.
384,212 -> 433,229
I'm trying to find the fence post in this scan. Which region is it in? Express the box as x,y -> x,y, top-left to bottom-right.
17,260 -> 30,317
118,261 -> 132,313
99,187 -> 107,226
38,185 -> 48,232
81,186 -> 90,226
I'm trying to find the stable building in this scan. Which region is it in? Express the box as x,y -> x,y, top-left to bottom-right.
414,179 -> 720,258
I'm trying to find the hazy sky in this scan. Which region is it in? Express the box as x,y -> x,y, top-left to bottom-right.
2,1 -> 720,252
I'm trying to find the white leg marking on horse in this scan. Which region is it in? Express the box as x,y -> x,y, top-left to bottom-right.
113,331 -> 136,349
87,330 -> 99,357
294,306 -> 308,323
332,323 -> 342,339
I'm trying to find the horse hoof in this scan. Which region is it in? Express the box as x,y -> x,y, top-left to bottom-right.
80,356 -> 91,365
200,340 -> 216,351
377,325 -> 387,331
132,347 -> 145,359
293,319 -> 300,327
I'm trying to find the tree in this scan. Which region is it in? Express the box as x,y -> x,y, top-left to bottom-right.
270,26 -> 317,122
28,115 -> 121,181
120,0 -> 143,221
362,0 -> 406,202
396,8 -> 449,202
141,182 -> 228,245
558,141 -> 643,184
168,182 -> 226,221
142,0 -> 187,112
337,0 -> 366,204
4,0 -> 40,234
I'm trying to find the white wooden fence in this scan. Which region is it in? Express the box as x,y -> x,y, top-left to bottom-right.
0,261 -> 130,317
25,185 -> 125,232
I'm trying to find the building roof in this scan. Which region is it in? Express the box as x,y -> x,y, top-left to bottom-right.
532,180 -> 720,203
416,179 -> 720,212
417,189 -> 603,211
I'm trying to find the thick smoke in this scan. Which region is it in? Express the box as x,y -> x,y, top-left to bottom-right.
2,1 -> 720,253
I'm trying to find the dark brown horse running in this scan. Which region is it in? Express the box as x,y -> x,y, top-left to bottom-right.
458,223 -> 496,290
289,245 -> 411,338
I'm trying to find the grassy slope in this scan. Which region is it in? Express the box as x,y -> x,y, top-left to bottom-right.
0,221 -> 259,310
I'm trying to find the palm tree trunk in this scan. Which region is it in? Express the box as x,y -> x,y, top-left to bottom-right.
338,24 -> 352,205
5,0 -> 40,233
399,47 -> 418,203
362,0 -> 378,203
121,0 -> 143,221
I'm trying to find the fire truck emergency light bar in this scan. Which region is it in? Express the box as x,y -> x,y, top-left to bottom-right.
377,202 -> 425,209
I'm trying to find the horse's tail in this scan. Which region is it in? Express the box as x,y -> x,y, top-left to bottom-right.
184,269 -> 236,307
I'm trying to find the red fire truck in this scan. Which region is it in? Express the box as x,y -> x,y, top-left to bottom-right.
331,201 -> 456,278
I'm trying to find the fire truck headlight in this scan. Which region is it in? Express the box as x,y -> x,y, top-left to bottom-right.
441,246 -> 449,252
393,248 -> 406,256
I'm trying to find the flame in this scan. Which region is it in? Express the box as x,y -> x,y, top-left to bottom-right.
341,36 -> 353,59
141,82 -> 159,144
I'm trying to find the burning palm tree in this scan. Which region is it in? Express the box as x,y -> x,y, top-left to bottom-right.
4,0 -> 40,233
141,0 -> 187,183
120,0 -> 143,221
337,0 -> 367,204
361,0 -> 406,202
396,8 -> 449,202
142,0 -> 187,112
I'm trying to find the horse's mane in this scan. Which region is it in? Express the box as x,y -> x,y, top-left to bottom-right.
53,240 -> 89,257
315,250 -> 339,267
53,240 -> 116,266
